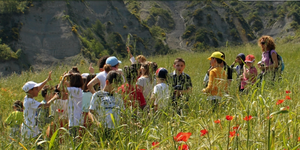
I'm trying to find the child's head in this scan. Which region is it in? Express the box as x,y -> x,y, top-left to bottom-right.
41,85 -> 55,99
173,57 -> 186,74
65,73 -> 84,88
124,64 -> 139,84
98,55 -> 109,72
149,62 -> 158,74
235,53 -> 245,65
258,35 -> 275,52
136,55 -> 147,64
106,56 -> 122,69
105,70 -> 123,88
140,62 -> 150,76
12,100 -> 23,111
22,81 -> 42,97
69,66 -> 80,74
156,68 -> 168,81
208,52 -> 225,67
82,74 -> 96,92
245,55 -> 255,67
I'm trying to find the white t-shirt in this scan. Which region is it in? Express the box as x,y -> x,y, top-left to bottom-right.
21,96 -> 41,139
67,87 -> 83,127
89,91 -> 124,129
153,83 -> 170,110
50,99 -> 68,119
96,71 -> 107,90
136,76 -> 155,99
82,92 -> 93,112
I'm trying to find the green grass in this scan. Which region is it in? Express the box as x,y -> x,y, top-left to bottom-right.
1,42 -> 300,149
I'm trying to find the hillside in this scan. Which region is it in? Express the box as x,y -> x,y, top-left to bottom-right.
0,0 -> 300,75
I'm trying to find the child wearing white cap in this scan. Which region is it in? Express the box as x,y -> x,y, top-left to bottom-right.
21,71 -> 59,139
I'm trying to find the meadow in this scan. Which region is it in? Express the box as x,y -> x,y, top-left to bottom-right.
1,42 -> 300,150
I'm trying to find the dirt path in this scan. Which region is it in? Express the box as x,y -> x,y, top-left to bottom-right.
233,17 -> 248,44
165,1 -> 189,51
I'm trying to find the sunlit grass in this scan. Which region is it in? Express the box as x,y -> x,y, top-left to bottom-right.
1,42 -> 300,149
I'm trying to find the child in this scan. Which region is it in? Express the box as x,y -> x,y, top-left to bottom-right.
241,55 -> 258,91
151,68 -> 170,111
137,62 -> 156,100
21,71 -> 59,139
5,100 -> 23,139
170,58 -> 192,114
82,74 -> 96,128
59,73 -> 84,138
89,71 -> 124,140
38,86 -> 55,129
118,64 -> 146,110
127,46 -> 147,64
231,53 -> 245,91
202,52 -> 228,107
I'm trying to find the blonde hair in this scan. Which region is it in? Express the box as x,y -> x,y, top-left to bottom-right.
136,55 -> 147,63
258,35 -> 276,52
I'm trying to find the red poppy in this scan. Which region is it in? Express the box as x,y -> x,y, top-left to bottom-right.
286,90 -> 291,94
232,125 -> 240,130
298,137 -> 300,141
285,95 -> 291,100
152,141 -> 159,147
140,149 -> 146,150
243,115 -> 253,121
226,115 -> 233,121
287,106 -> 290,109
214,119 -> 221,124
229,131 -> 239,137
178,144 -> 189,150
200,129 -> 208,136
174,132 -> 192,142
276,99 -> 284,105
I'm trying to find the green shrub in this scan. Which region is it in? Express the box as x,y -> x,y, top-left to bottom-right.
0,40 -> 19,61
192,9 -> 203,21
182,25 -> 196,39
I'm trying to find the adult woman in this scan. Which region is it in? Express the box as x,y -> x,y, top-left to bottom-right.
257,35 -> 280,81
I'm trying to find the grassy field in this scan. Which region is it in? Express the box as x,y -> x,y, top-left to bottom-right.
1,42 -> 300,149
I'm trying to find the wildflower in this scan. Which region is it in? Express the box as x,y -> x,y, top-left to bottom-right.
233,125 -> 240,130
226,115 -> 233,121
200,129 -> 208,136
229,131 -> 239,138
214,119 -> 221,124
298,137 -> 300,141
276,99 -> 284,105
243,115 -> 253,121
267,115 -> 273,119
285,95 -> 291,100
287,106 -> 290,109
152,141 -> 159,147
178,144 -> 189,150
286,90 -> 291,94
174,132 -> 192,142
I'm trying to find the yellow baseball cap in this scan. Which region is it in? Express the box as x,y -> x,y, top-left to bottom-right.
207,52 -> 225,62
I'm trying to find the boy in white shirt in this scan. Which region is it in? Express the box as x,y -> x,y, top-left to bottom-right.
21,71 -> 58,140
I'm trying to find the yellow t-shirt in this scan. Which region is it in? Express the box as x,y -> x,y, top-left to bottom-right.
202,67 -> 228,97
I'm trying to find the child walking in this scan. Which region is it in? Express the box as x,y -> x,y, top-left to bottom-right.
5,100 -> 23,140
241,55 -> 258,91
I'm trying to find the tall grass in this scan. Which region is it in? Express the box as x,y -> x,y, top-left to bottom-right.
1,42 -> 300,149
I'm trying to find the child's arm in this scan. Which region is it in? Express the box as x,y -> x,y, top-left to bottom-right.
37,71 -> 52,92
127,47 -> 136,64
38,93 -> 59,108
87,76 -> 100,94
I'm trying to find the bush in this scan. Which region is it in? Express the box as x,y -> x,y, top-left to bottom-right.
182,25 -> 196,39
192,9 -> 203,21
0,40 -> 19,61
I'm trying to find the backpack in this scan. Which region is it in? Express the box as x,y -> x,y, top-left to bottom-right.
269,50 -> 284,72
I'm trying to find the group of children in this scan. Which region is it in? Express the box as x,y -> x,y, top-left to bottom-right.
4,47 -> 268,143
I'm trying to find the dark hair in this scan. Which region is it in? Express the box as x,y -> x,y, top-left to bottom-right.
98,56 -> 109,69
106,71 -> 122,85
13,100 -> 23,111
124,64 -> 139,84
103,64 -> 112,73
83,74 -> 96,92
174,57 -> 185,65
68,73 -> 84,88
41,85 -> 54,98
150,62 -> 158,74
218,51 -> 227,66
141,62 -> 153,83
69,66 -> 80,74
216,58 -> 223,64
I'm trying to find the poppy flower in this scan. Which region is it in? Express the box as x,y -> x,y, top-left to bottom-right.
200,129 -> 208,136
152,141 -> 159,147
285,95 -> 291,100
174,132 -> 192,142
226,115 -> 233,121
232,125 -> 240,130
286,90 -> 291,94
276,99 -> 284,105
287,106 -> 290,109
243,115 -> 253,121
214,119 -> 221,124
229,131 -> 239,137
178,144 -> 189,150
298,137 -> 300,141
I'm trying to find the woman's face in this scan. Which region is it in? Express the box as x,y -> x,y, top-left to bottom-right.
210,58 -> 216,67
260,39 -> 267,51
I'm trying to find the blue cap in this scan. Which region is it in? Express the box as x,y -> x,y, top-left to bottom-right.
106,56 -> 121,66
